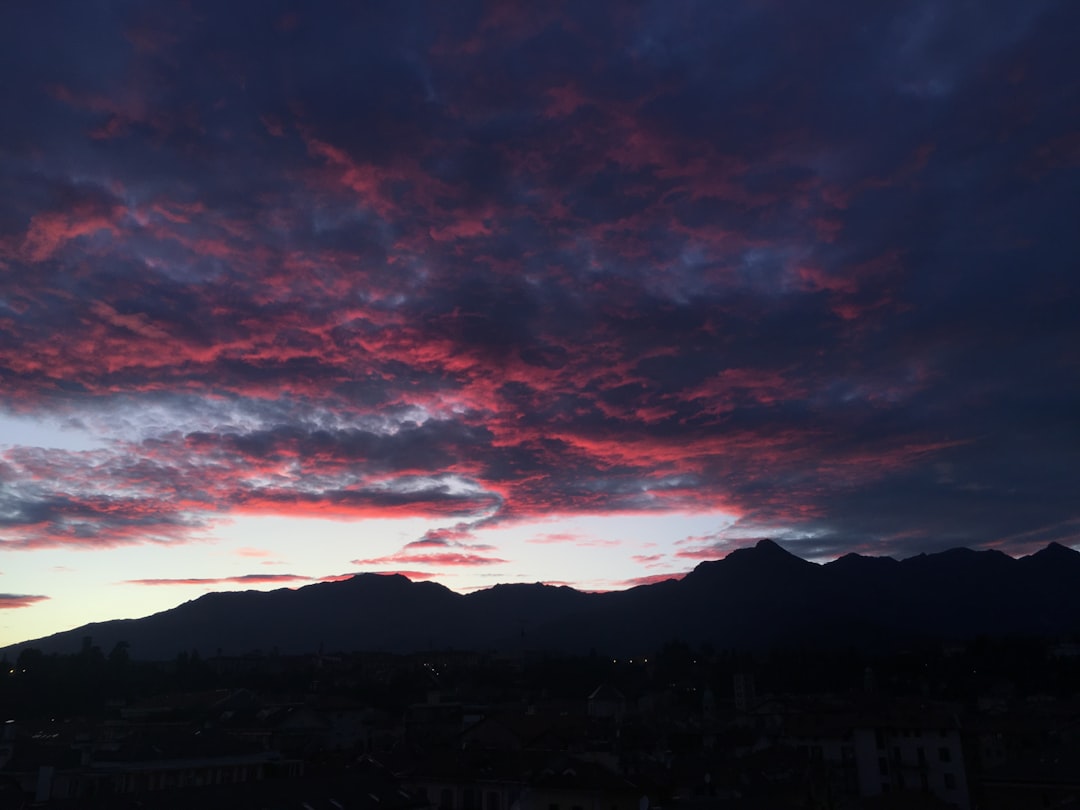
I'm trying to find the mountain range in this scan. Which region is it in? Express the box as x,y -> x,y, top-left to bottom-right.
7,540 -> 1080,660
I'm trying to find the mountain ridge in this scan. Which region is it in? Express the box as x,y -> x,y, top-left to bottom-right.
5,541 -> 1078,660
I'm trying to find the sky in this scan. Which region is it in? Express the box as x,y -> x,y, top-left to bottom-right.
1,0 -> 1078,649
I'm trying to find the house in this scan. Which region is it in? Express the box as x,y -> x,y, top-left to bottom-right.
772,697 -> 970,809
587,686 -> 627,723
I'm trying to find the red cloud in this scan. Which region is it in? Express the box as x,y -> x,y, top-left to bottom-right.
20,205 -> 122,262
0,0 -> 1070,588
0,594 -> 50,608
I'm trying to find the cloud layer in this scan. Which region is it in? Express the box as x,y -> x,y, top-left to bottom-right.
0,594 -> 49,610
1,0 -> 1078,596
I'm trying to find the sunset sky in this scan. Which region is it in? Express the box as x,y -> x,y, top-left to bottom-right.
1,0 -> 1078,649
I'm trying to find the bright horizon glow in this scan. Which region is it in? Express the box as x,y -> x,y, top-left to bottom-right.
1,509 -> 742,649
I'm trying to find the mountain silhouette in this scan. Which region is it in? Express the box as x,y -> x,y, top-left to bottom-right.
6,540 -> 1080,660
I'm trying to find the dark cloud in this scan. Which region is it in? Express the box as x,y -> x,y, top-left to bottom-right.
0,0 -> 1078,576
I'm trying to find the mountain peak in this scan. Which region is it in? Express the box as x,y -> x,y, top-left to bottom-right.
707,538 -> 815,572
1030,541 -> 1079,560
732,538 -> 805,560
753,538 -> 788,554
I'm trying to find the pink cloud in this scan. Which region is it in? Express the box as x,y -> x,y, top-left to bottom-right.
123,573 -> 311,586
352,552 -> 507,567
0,594 -> 49,609
618,572 -> 688,587
234,547 -> 273,558
526,532 -> 620,547
405,525 -> 481,548
675,544 -> 732,561
313,573 -> 362,583
370,570 -> 440,581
